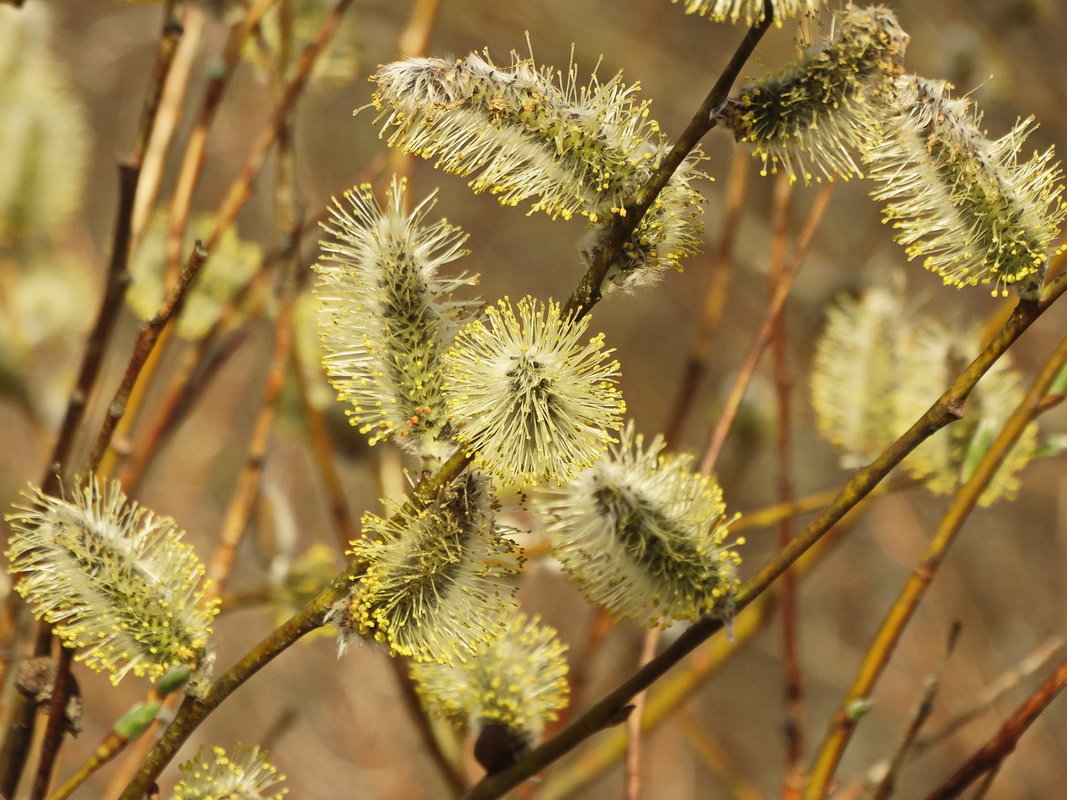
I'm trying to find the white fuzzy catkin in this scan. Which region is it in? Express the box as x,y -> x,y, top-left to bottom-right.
811,283 -> 1039,504
720,5 -> 909,183
6,478 -> 217,684
863,75 -> 1066,296
536,422 -> 741,625
315,177 -> 478,458
338,475 -> 522,664
171,744 -> 286,800
442,297 -> 626,488
370,52 -> 707,289
370,53 -> 660,222
411,612 -> 569,746
669,0 -> 821,26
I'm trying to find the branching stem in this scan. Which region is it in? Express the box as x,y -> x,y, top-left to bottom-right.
804,294 -> 1067,799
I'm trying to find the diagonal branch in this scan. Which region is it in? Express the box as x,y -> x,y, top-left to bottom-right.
463,273 -> 1067,800
920,654 -> 1067,800
803,300 -> 1067,798
564,9 -> 774,319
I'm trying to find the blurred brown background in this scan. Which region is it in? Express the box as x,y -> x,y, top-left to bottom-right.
1,0 -> 1066,797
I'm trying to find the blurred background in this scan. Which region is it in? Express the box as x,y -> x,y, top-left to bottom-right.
1,0 -> 1066,797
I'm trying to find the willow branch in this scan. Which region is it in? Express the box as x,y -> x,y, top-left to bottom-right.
563,11 -> 773,319
699,182 -> 833,475
804,297 -> 1067,799
768,174 -> 805,784
872,622 -> 961,800
163,0 -> 279,283
85,243 -> 208,474
464,276 -> 1066,800
920,654 -> 1067,800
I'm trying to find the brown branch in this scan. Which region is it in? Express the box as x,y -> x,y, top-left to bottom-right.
202,0 -> 356,258
872,622 -> 962,800
162,0 -> 279,284
625,628 -> 662,800
0,10 -> 189,788
117,271 -> 268,496
26,241 -> 207,798
85,243 -> 208,474
116,0 -> 352,490
292,349 -> 359,549
699,182 -> 833,475
662,148 -> 750,446
563,10 -> 774,320
767,175 -> 805,792
387,657 -> 466,798
920,654 -> 1067,800
130,3 -> 205,256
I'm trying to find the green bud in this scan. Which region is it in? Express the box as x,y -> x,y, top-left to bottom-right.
114,702 -> 161,740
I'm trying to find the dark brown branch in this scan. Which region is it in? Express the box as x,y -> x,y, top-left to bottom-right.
84,243 -> 208,474
563,11 -> 773,320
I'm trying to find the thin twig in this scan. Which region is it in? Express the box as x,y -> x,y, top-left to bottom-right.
625,628 -> 662,800
920,654 -> 1067,800
85,243 -> 209,474
872,622 -> 962,800
117,562 -> 369,800
206,0 -> 303,598
969,764 -> 1001,800
842,636 -> 1065,799
28,647 -> 73,800
767,174 -> 805,793
804,312 -> 1067,799
0,12 -> 192,778
202,0 -> 356,258
292,349 -> 359,549
662,147 -> 750,446
117,271 -> 270,495
387,657 -> 466,798
129,3 -> 205,256
732,478 -> 920,534
108,0 -> 335,479
699,182 -> 834,475
910,636 -> 1065,759
47,689 -> 165,800
114,0 -> 353,488
163,0 -> 279,284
